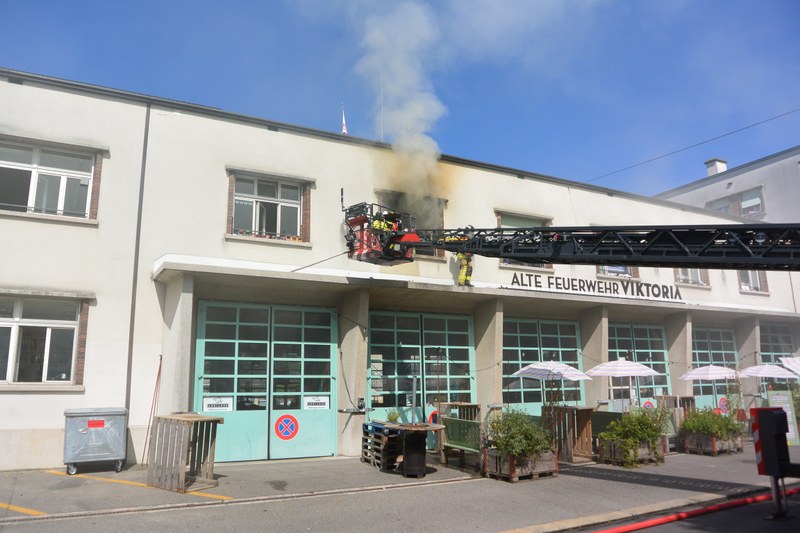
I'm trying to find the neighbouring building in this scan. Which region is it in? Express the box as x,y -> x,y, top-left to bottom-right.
655,145 -> 800,223
1,67 -> 799,470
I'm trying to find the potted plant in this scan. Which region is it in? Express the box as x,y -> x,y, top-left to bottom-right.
680,408 -> 743,455
386,410 -> 401,423
483,408 -> 557,482
598,408 -> 669,467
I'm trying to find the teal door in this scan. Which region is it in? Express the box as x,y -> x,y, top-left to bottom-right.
194,302 -> 337,461
367,312 -> 476,430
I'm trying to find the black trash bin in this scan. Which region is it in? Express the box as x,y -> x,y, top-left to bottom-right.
400,430 -> 428,478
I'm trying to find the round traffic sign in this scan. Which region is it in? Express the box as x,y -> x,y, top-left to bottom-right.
275,414 -> 299,440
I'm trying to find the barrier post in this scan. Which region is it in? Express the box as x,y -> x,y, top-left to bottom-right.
750,407 -> 792,519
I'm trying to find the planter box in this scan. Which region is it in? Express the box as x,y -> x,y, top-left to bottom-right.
483,448 -> 557,482
682,433 -> 743,456
599,439 -> 664,466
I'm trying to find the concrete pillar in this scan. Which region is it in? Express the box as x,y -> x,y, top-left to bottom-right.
159,273 -> 194,414
579,306 -> 607,408
665,312 -> 692,397
735,316 -> 760,409
337,289 -> 370,456
473,298 -> 503,408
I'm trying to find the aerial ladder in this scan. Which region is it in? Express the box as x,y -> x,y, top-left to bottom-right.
344,199 -> 800,513
343,201 -> 800,271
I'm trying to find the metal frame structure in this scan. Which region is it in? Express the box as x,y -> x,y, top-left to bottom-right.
343,200 -> 800,270
407,224 -> 800,271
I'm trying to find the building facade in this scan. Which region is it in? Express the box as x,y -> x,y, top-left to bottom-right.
2,68 -> 799,470
655,145 -> 800,223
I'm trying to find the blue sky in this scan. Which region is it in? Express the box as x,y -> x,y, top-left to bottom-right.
1,0 -> 798,196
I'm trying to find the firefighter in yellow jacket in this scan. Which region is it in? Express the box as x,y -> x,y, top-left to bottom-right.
371,211 -> 393,253
448,226 -> 474,287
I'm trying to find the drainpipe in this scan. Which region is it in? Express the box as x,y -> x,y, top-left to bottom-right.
125,103 -> 151,411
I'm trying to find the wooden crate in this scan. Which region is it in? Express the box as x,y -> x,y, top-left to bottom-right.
146,414 -> 223,493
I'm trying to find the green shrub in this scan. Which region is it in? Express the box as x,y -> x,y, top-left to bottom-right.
598,408 -> 669,467
487,408 -> 553,458
680,408 -> 741,438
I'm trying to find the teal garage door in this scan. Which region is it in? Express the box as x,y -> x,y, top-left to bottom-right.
367,312 -> 475,427
194,302 -> 337,461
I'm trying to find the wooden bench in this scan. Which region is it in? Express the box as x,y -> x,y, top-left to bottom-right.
439,416 -> 482,466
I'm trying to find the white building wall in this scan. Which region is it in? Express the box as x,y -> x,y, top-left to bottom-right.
2,69 -> 799,470
0,79 -> 148,469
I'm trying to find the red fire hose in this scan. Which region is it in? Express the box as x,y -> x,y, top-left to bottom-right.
594,486 -> 800,533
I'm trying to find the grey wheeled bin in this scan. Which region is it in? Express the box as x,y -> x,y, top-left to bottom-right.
64,407 -> 128,475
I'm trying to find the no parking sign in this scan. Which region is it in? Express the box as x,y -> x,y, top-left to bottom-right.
275,414 -> 299,440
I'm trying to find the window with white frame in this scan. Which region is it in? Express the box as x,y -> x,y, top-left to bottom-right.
232,175 -> 302,239
739,270 -> 768,292
0,296 -> 80,383
0,142 -> 94,218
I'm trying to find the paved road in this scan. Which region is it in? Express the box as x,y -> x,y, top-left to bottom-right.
1,447 -> 799,532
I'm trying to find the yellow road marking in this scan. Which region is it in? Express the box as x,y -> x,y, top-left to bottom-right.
45,470 -> 232,501
0,502 -> 47,516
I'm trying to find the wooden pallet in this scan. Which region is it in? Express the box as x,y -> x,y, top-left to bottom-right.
485,470 -> 558,483
684,446 -> 743,456
361,422 -> 400,470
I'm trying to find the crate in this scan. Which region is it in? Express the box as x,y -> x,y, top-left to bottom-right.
146,414 -> 224,493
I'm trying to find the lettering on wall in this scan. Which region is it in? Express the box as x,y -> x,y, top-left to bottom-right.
508,273 -> 683,301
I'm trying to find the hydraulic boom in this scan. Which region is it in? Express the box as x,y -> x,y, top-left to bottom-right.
343,202 -> 800,270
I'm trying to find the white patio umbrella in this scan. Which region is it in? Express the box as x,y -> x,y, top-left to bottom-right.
513,361 -> 592,381
679,364 -> 738,408
584,358 -> 661,378
779,356 -> 800,377
585,357 -> 661,408
739,364 -> 799,379
512,361 -> 591,406
679,365 -> 738,381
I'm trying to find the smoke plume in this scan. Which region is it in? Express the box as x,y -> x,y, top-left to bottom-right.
355,1 -> 446,204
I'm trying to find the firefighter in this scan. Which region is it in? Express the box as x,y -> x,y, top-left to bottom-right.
372,210 -> 391,235
371,210 -> 393,253
447,226 -> 474,287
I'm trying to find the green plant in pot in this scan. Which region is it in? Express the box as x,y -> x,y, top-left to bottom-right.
386,410 -> 401,423
680,408 -> 741,438
680,408 -> 744,455
484,408 -> 556,481
487,408 -> 552,458
598,408 -> 669,467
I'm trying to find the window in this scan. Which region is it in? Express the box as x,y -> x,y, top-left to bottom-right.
0,296 -> 83,384
675,268 -> 709,286
231,174 -> 304,240
368,312 -> 474,410
759,323 -> 796,393
497,212 -> 551,268
706,187 -> 764,219
377,191 -> 445,257
598,265 -> 638,277
607,324 -> 669,400
0,142 -> 94,218
691,328 -> 737,402
739,270 -> 768,292
502,319 -> 582,406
